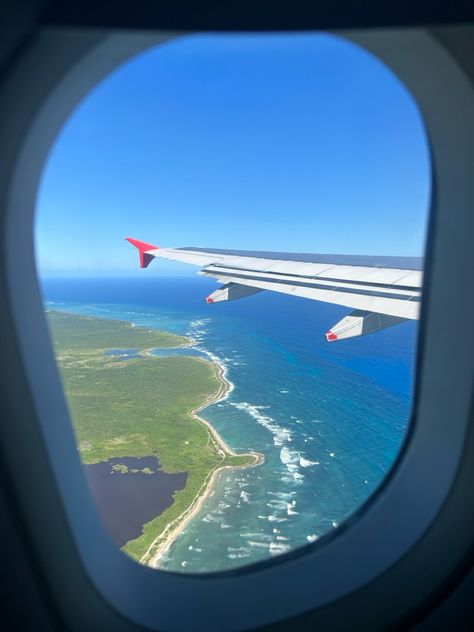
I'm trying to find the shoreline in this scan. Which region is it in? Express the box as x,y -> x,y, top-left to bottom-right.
140,356 -> 264,569
46,307 -> 263,567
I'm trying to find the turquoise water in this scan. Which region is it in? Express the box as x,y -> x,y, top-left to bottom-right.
42,276 -> 416,573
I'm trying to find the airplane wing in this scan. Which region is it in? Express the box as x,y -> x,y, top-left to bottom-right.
126,237 -> 423,342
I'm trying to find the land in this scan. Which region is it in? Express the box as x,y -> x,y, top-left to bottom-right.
46,310 -> 262,565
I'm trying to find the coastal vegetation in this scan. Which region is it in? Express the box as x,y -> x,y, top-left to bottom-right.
46,310 -> 260,564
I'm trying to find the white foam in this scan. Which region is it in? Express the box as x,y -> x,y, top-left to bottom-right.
229,401 -> 292,447
267,491 -> 296,499
240,531 -> 270,539
266,500 -> 288,510
201,513 -> 221,523
307,534 -> 319,543
227,546 -> 249,552
280,447 -> 301,465
240,490 -> 251,503
299,457 -> 320,467
287,501 -> 299,515
269,542 -> 291,556
268,515 -> 288,523
247,540 -> 271,550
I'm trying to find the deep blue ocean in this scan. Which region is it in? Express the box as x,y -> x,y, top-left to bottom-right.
41,276 -> 417,573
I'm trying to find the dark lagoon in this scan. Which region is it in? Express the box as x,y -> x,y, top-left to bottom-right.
84,456 -> 187,547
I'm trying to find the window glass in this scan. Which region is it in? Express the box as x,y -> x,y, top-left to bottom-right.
35,33 -> 430,573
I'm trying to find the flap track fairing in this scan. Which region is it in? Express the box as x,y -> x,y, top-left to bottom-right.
326,309 -> 407,342
206,283 -> 263,304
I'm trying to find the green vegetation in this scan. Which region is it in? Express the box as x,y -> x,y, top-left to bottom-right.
46,310 -> 259,562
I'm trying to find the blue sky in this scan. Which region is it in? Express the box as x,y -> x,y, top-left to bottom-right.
35,33 -> 431,277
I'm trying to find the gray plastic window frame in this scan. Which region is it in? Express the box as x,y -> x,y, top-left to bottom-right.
1,26 -> 473,632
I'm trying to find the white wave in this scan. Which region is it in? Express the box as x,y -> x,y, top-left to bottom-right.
247,541 -> 271,550
220,523 -> 231,529
267,491 -> 296,499
287,501 -> 299,515
201,513 -> 221,523
269,542 -> 291,556
227,546 -> 249,552
240,490 -> 251,503
229,401 -> 292,447
332,521 -> 339,528
257,514 -> 287,522
307,534 -> 319,543
266,500 -> 288,510
228,552 -> 250,559
276,535 -> 289,541
279,390 -> 289,394
329,452 -> 336,457
280,474 -> 304,485
300,457 -> 320,467
239,531 -> 271,539
280,447 -> 301,465
268,515 -> 288,523
192,346 -> 235,397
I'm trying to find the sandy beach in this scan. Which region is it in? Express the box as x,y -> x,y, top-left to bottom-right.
139,357 -> 264,568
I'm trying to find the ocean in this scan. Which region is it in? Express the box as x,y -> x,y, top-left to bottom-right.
41,275 -> 417,573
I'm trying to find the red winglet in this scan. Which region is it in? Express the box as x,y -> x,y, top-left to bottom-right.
325,331 -> 338,342
126,237 -> 159,268
205,297 -> 214,304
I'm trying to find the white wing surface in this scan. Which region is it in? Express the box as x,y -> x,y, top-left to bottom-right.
126,238 -> 423,341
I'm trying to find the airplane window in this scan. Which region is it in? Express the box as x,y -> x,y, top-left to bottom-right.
35,33 -> 430,574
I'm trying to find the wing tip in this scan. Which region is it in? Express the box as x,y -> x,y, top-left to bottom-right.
125,237 -> 159,251
126,237 -> 159,268
325,331 -> 338,342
